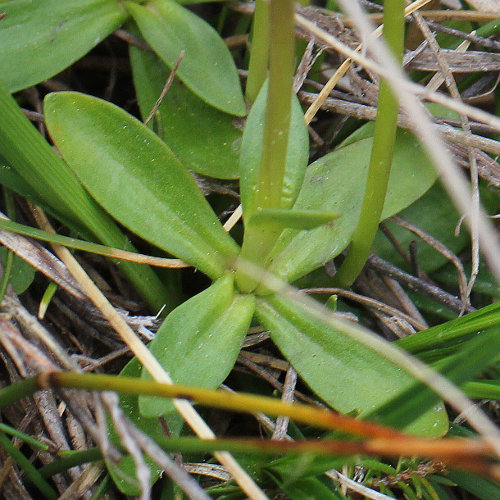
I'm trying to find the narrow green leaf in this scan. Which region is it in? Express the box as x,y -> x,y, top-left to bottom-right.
266,130 -> 438,283
125,0 -> 245,116
0,0 -> 127,92
0,432 -> 57,499
106,357 -> 183,495
140,274 -> 255,417
368,326 -> 500,430
256,294 -> 449,437
447,470 -> 500,499
239,81 -> 309,222
462,380 -> 500,400
44,91 -> 240,280
397,302 -> 500,354
0,80 -> 170,311
248,209 -> 339,231
268,454 -> 358,483
129,42 -> 242,179
0,248 -> 35,295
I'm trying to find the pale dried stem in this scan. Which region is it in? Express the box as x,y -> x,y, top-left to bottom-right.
144,50 -> 185,126
33,209 -> 268,500
412,11 -> 480,303
296,13 -> 500,132
303,287 -> 427,331
324,0 -> 500,450
223,204 -> 243,232
271,366 -> 297,440
303,0 -> 434,125
326,469 -> 395,500
103,392 -> 211,500
392,214 -> 470,311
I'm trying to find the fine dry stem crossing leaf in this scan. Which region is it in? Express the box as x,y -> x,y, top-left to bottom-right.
125,0 -> 246,116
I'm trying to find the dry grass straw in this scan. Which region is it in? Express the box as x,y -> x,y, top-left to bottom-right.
293,0 -> 500,458
32,209 -> 268,500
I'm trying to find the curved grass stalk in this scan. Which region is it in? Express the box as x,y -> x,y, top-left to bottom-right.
2,374 -> 498,478
14,372 -> 405,438
0,218 -> 189,268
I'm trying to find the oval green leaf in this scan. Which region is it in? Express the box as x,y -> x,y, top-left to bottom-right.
257,294 -> 449,437
44,91 -> 240,279
0,82 -> 170,311
266,129 -> 438,283
129,43 -> 242,179
140,274 -> 255,417
0,0 -> 127,92
239,81 -> 309,222
125,0 -> 245,116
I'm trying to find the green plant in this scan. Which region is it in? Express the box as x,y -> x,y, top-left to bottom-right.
2,0 -> 500,497
35,0 -> 445,433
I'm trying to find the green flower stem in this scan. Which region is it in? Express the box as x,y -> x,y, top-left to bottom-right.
0,431 -> 58,499
333,0 -> 405,288
252,0 -> 294,212
245,0 -> 270,102
237,0 -> 295,292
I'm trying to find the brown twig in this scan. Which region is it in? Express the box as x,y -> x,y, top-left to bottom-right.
366,255 -> 475,314
144,50 -> 185,126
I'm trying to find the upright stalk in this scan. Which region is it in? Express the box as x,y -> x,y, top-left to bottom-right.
252,0 -> 295,211
245,0 -> 270,102
334,0 -> 405,288
237,0 -> 296,292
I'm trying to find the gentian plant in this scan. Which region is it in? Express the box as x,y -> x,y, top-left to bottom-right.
2,0 -> 500,496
